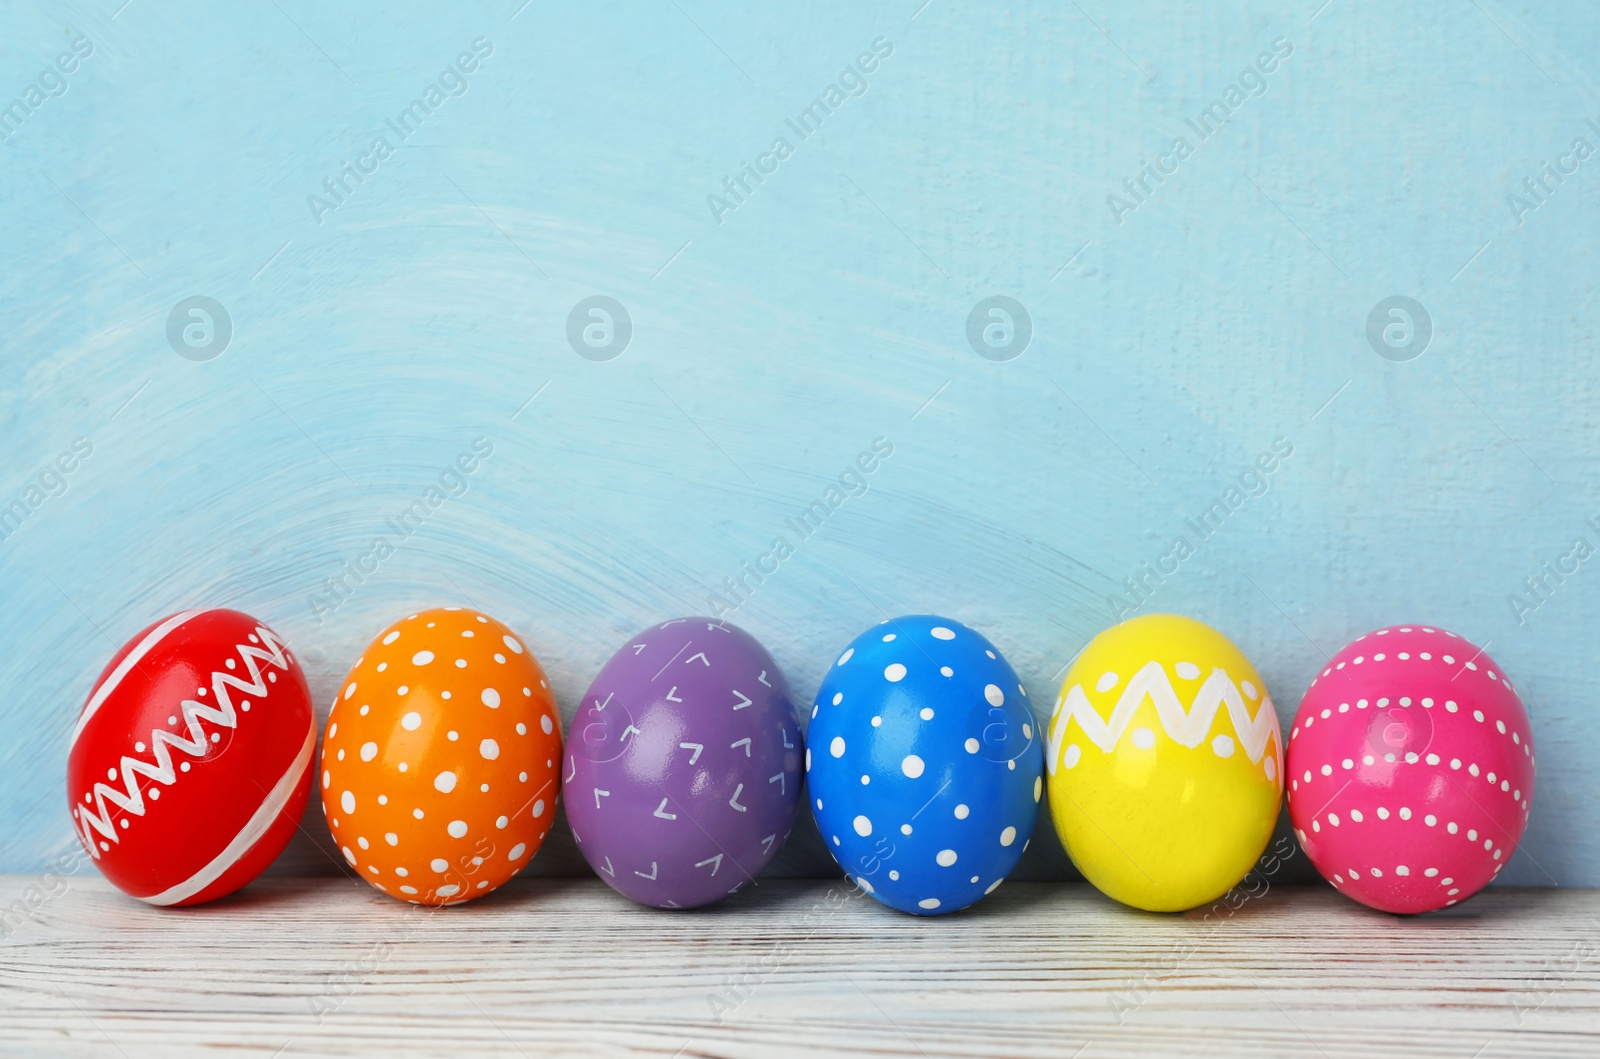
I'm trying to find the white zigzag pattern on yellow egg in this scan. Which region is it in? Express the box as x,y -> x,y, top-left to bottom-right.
1045,662 -> 1281,774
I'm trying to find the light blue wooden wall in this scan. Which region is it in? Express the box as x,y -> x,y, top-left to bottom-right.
3,0 -> 1599,887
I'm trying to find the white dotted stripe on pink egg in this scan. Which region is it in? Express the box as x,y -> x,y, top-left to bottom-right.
1311,630 -> 1514,692
1290,627 -> 1532,912
1300,800 -> 1517,879
1323,859 -> 1498,906
1288,690 -> 1530,811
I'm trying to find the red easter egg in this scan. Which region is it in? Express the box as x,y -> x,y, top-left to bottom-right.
1286,625 -> 1535,914
66,609 -> 316,905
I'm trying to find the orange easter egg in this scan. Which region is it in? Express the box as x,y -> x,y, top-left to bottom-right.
319,607 -> 562,904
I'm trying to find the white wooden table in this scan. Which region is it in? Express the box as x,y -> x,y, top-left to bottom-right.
1,876 -> 1596,1057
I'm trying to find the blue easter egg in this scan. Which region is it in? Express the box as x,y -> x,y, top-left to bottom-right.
807,615 -> 1044,915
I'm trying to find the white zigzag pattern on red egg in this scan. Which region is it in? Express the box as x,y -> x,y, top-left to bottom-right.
73,626 -> 292,857
1046,661 -> 1281,773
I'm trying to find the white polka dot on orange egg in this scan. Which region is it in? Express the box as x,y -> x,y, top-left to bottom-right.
318,607 -> 564,906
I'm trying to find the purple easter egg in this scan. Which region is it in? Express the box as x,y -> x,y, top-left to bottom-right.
565,617 -> 803,908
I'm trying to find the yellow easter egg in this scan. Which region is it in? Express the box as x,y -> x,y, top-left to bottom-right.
1045,614 -> 1282,911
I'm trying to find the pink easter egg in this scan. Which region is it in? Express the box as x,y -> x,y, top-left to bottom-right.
1286,625 -> 1534,914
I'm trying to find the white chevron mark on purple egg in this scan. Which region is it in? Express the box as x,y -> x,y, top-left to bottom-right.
600,856 -> 614,876
594,788 -> 610,808
567,618 -> 802,910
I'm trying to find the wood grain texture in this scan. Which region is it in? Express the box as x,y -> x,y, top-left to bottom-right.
5,0 -> 1600,890
2,876 -> 1598,1057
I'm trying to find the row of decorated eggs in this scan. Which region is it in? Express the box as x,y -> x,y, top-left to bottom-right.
67,608 -> 1534,918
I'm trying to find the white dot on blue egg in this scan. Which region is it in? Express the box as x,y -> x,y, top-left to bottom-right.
882,633 -> 896,641
1000,826 -> 1017,846
817,616 -> 1042,917
854,816 -> 872,836
837,648 -> 853,666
